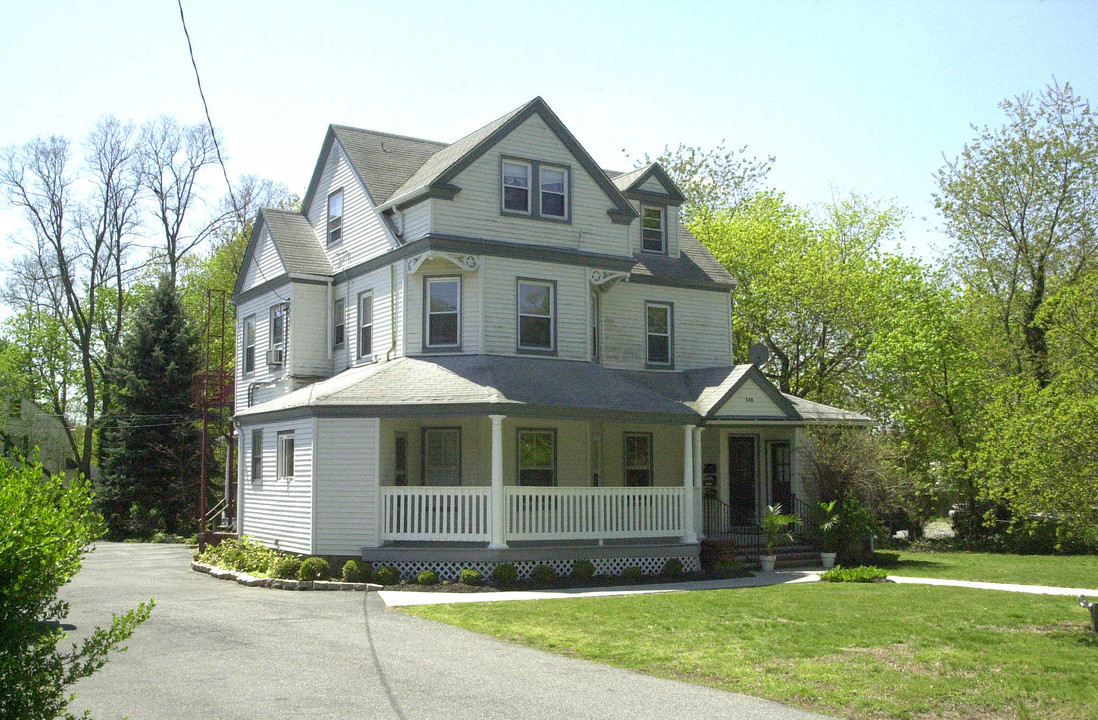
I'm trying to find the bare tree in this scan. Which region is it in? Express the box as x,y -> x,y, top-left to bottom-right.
138,116 -> 229,283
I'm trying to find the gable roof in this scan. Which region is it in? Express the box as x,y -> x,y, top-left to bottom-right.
628,225 -> 736,289
610,163 -> 687,204
232,208 -> 332,298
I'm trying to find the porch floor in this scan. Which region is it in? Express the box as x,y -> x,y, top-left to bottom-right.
364,538 -> 699,564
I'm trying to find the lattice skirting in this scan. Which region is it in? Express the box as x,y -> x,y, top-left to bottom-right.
367,555 -> 701,582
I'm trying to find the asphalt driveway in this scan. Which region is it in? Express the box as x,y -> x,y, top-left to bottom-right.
63,543 -> 834,720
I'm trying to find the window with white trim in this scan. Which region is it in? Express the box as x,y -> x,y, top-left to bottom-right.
502,160 -> 531,213
540,165 -> 568,218
646,302 -> 672,367
517,280 -> 554,352
624,432 -> 653,487
327,189 -> 343,245
641,206 -> 665,253
277,432 -> 295,480
270,304 -> 287,349
358,292 -> 373,359
333,298 -> 345,349
422,428 -> 461,486
250,430 -> 263,480
518,429 -> 555,487
243,316 -> 255,375
426,276 -> 461,349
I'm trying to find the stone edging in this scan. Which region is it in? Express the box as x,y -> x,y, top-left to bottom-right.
192,561 -> 382,591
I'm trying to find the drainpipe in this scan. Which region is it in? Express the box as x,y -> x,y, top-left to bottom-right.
386,263 -> 397,361
326,279 -> 333,360
232,418 -> 244,537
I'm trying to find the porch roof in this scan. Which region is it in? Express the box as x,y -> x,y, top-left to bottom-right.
235,355 -> 699,423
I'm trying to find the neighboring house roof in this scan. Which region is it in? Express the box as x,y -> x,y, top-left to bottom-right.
629,225 -> 736,289
237,355 -> 697,423
238,357 -> 869,426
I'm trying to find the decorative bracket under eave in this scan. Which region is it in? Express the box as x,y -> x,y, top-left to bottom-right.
589,268 -> 630,290
406,252 -> 482,275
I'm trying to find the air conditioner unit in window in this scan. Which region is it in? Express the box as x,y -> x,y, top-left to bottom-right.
266,348 -> 284,366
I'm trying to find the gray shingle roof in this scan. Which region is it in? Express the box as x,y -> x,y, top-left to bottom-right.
330,126 -> 447,206
609,166 -> 650,192
259,208 -> 333,276
629,225 -> 736,288
784,395 -> 871,424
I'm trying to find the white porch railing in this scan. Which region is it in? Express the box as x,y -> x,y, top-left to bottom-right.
505,487 -> 686,541
380,487 -> 491,542
379,486 -> 687,543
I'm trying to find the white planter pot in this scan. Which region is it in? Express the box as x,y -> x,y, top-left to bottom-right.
760,555 -> 777,572
820,552 -> 837,570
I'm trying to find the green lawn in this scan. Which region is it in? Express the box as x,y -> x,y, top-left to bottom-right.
407,584 -> 1098,719
885,550 -> 1098,589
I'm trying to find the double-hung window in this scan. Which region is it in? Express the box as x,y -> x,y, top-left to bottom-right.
327,189 -> 343,245
517,279 -> 554,352
423,428 -> 461,486
243,316 -> 256,375
539,165 -> 568,218
646,302 -> 673,367
641,206 -> 666,253
333,298 -> 345,349
624,432 -> 653,487
358,292 -> 373,359
518,429 -> 555,487
269,303 -> 288,366
502,160 -> 531,213
425,277 -> 461,349
277,432 -> 295,481
250,430 -> 263,480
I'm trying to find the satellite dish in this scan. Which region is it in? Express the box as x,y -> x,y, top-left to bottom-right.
748,343 -> 770,367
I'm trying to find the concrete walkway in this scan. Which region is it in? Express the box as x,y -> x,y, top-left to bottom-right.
887,574 -> 1098,597
63,543 -> 835,720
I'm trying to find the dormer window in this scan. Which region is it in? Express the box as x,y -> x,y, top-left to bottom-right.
327,189 -> 344,245
540,165 -> 568,218
641,206 -> 665,253
502,161 -> 531,213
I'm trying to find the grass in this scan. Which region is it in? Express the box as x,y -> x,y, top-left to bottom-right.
884,550 -> 1098,589
407,583 -> 1098,719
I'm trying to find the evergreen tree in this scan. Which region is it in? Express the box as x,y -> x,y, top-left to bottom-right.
96,277 -> 201,537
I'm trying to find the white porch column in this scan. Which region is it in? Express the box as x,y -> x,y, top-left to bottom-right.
693,426 -> 704,540
682,425 -> 698,544
489,414 -> 507,549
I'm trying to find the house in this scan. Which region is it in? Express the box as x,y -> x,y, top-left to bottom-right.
231,97 -> 868,579
2,396 -> 74,478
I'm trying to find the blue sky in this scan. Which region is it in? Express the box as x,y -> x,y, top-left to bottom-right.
1,0 -> 1096,276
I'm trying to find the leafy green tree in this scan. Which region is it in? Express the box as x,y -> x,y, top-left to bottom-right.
96,277 -> 201,537
0,454 -> 153,719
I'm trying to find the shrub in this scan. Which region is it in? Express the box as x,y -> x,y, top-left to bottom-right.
374,565 -> 400,585
459,568 -> 483,586
663,558 -> 684,577
491,562 -> 518,586
620,566 -> 644,582
198,536 -> 280,575
571,559 -> 596,581
529,564 -> 559,585
820,565 -> 889,583
270,555 -> 302,580
713,558 -> 747,577
342,559 -> 371,583
416,569 -> 440,586
297,557 -> 330,582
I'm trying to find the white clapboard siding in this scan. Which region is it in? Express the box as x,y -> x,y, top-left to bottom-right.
235,287 -> 292,414
639,176 -> 666,193
239,224 -> 287,293
305,143 -> 393,271
240,419 -> 313,554
712,377 -> 787,418
338,266 -> 398,366
599,282 -> 731,370
290,281 -> 330,377
595,422 -> 686,488
313,417 -> 380,554
481,256 -> 588,359
404,258 -> 480,355
401,201 -> 431,242
429,114 -> 631,258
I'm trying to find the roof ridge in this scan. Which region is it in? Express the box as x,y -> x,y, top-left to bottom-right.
330,124 -> 448,148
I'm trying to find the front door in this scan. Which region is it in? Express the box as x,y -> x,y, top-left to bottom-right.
727,436 -> 756,518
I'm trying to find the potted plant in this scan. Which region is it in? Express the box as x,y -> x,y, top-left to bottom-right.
760,504 -> 799,572
815,500 -> 840,569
